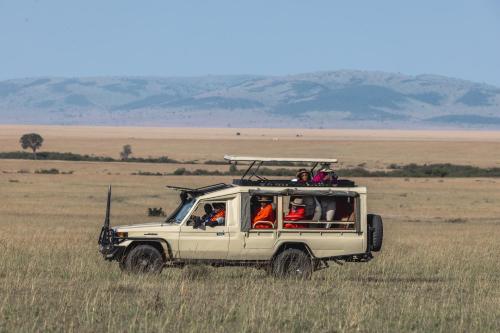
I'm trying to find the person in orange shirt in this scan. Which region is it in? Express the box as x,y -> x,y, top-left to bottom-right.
207,202 -> 225,227
252,196 -> 275,229
284,197 -> 308,228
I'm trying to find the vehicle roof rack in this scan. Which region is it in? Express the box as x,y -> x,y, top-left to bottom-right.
166,183 -> 232,196
224,155 -> 338,183
224,155 -> 338,163
233,179 -> 356,187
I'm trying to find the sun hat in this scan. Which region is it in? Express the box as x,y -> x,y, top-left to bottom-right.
290,197 -> 306,206
296,168 -> 309,178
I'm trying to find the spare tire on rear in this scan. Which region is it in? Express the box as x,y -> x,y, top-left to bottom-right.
368,214 -> 383,252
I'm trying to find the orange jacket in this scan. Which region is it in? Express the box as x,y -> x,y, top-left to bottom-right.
284,206 -> 305,221
252,204 -> 275,226
211,209 -> 225,222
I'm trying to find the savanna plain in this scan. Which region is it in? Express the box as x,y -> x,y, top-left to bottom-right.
0,125 -> 499,332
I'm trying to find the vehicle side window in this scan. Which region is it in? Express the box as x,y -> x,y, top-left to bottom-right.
282,195 -> 356,230
186,201 -> 226,229
250,195 -> 277,229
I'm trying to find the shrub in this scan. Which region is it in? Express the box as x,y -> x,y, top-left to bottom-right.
132,171 -> 164,176
173,168 -> 187,175
148,208 -> 165,216
35,168 -> 60,174
0,151 -> 179,163
204,160 -> 228,165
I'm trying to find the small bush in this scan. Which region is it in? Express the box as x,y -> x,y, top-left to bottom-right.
35,168 -> 60,174
148,208 -> 165,216
173,168 -> 187,175
445,218 -> 467,224
204,160 -> 228,165
132,171 -> 164,176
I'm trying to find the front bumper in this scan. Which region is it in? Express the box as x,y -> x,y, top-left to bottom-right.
98,226 -> 124,261
99,243 -> 125,261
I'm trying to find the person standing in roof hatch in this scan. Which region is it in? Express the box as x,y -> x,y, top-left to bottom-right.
295,168 -> 311,184
312,166 -> 338,185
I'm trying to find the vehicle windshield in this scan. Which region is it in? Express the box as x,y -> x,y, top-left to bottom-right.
169,198 -> 196,224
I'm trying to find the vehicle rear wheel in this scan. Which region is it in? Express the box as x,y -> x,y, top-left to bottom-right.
272,248 -> 312,279
123,245 -> 164,274
368,214 -> 383,252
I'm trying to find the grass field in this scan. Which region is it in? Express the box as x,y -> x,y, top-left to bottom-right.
0,126 -> 499,332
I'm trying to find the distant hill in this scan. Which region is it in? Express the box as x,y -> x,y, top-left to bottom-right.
1,70 -> 499,128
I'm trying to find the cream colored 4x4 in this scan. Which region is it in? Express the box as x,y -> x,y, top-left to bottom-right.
98,156 -> 383,278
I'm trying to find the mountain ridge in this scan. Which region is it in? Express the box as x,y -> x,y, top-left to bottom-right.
1,70 -> 499,128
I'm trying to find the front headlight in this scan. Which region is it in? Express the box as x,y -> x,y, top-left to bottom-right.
115,231 -> 128,238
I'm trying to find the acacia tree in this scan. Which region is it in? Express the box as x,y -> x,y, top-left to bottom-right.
19,133 -> 44,160
120,144 -> 132,160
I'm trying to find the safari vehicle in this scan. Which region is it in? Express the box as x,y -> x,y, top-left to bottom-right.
98,155 -> 383,278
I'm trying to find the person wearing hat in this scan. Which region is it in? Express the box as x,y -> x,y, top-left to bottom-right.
312,166 -> 338,185
312,167 -> 337,226
284,197 -> 308,228
251,196 -> 275,229
295,168 -> 311,184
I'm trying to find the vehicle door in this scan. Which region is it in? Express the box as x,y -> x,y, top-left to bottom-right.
228,193 -> 279,260
178,198 -> 233,260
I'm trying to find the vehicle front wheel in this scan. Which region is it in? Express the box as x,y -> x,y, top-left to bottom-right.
272,248 -> 312,279
122,245 -> 164,274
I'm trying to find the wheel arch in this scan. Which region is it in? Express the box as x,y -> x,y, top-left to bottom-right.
121,238 -> 172,263
272,241 -> 315,260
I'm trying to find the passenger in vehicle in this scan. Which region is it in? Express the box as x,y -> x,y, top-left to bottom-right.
207,202 -> 225,227
201,203 -> 214,224
336,198 -> 356,224
312,168 -> 337,228
251,196 -> 275,229
303,196 -> 316,219
320,197 -> 336,228
284,197 -> 308,228
295,168 -> 311,184
312,167 -> 338,185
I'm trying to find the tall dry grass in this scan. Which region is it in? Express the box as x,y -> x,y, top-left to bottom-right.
0,170 -> 499,332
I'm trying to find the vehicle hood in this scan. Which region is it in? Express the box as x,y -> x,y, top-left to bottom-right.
114,222 -> 180,232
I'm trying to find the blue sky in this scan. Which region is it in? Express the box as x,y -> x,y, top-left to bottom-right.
1,0 -> 499,85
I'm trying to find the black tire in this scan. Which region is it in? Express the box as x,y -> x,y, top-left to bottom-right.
368,214 -> 383,252
122,245 -> 164,274
272,248 -> 313,279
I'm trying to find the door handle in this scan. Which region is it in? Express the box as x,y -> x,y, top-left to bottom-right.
216,232 -> 225,236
